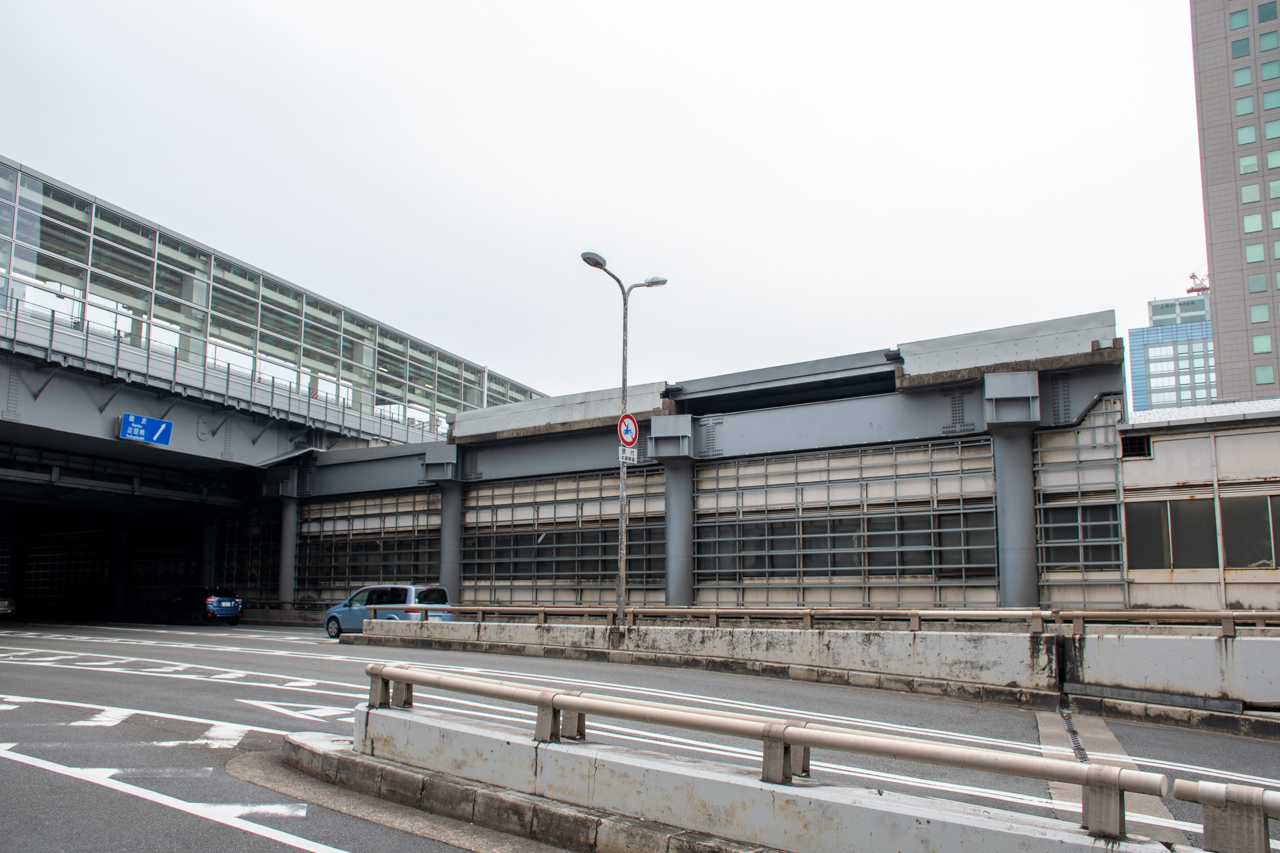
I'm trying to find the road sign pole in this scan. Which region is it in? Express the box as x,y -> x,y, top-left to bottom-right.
617,291 -> 629,630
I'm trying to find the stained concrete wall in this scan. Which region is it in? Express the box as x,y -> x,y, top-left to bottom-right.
355,704 -> 1166,853
1075,634 -> 1280,705
364,621 -> 1058,690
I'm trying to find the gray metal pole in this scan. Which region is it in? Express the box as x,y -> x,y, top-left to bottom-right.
439,479 -> 463,603
617,290 -> 628,627
663,457 -> 694,606
991,425 -> 1038,608
278,496 -> 298,610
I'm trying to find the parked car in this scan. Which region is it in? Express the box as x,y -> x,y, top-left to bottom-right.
0,597 -> 14,619
166,586 -> 242,625
325,584 -> 450,638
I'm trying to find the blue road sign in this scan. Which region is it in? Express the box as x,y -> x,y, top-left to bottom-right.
118,413 -> 173,446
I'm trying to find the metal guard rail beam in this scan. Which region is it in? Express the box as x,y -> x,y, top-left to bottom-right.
362,604 -> 1280,634
365,663 -> 1166,838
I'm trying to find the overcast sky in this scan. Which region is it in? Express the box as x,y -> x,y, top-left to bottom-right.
0,2 -> 1204,397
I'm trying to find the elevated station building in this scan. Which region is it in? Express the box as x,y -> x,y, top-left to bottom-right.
0,154 -> 541,614
2,153 -> 1278,617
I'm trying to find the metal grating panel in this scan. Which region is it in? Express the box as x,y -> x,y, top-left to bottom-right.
1034,395 -> 1125,608
693,438 -> 998,607
461,469 -> 666,606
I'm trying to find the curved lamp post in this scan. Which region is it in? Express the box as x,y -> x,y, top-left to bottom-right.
581,252 -> 666,627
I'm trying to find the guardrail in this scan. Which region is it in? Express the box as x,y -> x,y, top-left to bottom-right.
1174,780 -> 1280,853
362,603 -> 1280,635
0,296 -> 432,444
364,663 -> 1165,838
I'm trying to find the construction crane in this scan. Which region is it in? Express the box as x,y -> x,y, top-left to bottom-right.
1188,272 -> 1210,296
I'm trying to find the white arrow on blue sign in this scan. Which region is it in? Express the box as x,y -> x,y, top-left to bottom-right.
118,413 -> 173,446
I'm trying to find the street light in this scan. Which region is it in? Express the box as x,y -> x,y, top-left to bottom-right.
581,251 -> 667,628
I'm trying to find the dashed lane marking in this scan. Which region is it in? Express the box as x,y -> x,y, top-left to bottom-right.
0,745 -> 347,853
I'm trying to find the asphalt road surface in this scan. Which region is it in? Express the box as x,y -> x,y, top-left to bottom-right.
1,620 -> 1277,851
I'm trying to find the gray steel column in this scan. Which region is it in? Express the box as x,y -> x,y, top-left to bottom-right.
991,425 -> 1038,608
278,497 -> 298,609
663,457 -> 694,606
199,522 -> 217,588
439,479 -> 463,601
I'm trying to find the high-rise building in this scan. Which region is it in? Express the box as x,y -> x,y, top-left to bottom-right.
1128,295 -> 1216,411
1191,0 -> 1280,400
0,155 -> 541,439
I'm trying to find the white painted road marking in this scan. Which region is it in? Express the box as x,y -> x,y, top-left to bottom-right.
70,708 -> 134,727
0,744 -> 344,853
238,700 -> 356,724
153,723 -> 249,749
197,803 -> 308,818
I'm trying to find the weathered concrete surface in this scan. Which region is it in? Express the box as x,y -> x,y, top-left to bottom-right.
350,703 -> 1169,853
363,621 -> 1058,690
1073,634 -> 1280,706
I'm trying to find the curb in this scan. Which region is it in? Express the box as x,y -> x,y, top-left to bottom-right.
1065,693 -> 1280,741
283,732 -> 788,853
343,633 -> 1280,741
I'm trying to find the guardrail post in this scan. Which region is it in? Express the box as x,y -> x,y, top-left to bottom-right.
1081,764 -> 1125,838
391,678 -> 414,709
794,722 -> 811,777
560,691 -> 587,740
1222,615 -> 1237,639
534,691 -> 561,743
1072,616 -> 1085,636
1030,613 -> 1044,633
1175,780 -> 1275,853
908,611 -> 921,631
368,664 -> 391,708
760,722 -> 792,784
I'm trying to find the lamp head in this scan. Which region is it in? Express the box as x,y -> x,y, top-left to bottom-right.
643,277 -> 667,287
581,252 -> 607,269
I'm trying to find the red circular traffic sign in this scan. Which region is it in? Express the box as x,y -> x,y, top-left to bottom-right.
618,413 -> 639,448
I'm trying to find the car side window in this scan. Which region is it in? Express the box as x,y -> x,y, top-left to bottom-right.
386,587 -> 408,604
416,588 -> 448,604
347,590 -> 370,607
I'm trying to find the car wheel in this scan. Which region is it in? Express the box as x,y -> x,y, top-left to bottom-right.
326,618 -> 342,638
228,617 -> 239,626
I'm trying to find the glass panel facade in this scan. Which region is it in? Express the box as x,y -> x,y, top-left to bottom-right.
158,235 -> 210,278
93,207 -> 155,256
15,210 -> 89,263
90,241 -> 153,287
16,175 -> 92,230
0,164 -> 15,203
154,264 -> 209,306
0,161 -> 541,434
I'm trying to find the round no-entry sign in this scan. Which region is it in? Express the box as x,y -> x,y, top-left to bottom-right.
618,413 -> 639,448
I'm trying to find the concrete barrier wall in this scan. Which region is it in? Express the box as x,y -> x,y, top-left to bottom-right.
1075,634 -> 1280,705
354,703 -> 1166,853
365,620 -> 1059,690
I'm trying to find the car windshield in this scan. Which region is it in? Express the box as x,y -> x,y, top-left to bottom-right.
416,588 -> 447,604
210,587 -> 237,598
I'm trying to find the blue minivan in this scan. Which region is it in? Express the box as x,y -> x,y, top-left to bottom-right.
324,584 -> 451,638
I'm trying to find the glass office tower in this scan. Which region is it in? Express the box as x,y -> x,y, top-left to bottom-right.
0,156 -> 540,437
1191,0 -> 1280,401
